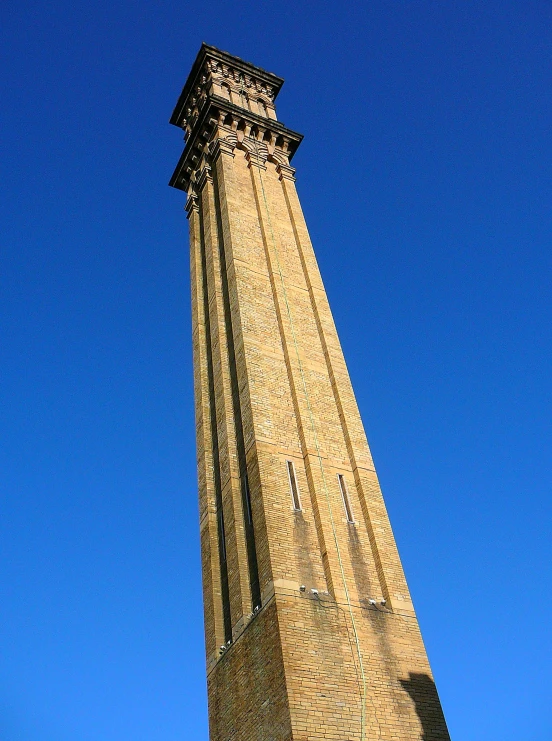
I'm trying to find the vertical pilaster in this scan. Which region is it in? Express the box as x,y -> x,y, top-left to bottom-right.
280,174 -> 414,613
198,162 -> 254,633
245,154 -> 337,595
210,137 -> 273,600
188,195 -> 226,660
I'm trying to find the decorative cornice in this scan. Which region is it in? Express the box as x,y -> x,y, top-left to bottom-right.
169,45 -> 303,194
184,190 -> 199,218
169,96 -> 303,193
170,43 -> 284,131
276,163 -> 296,182
196,162 -> 213,191
209,134 -> 237,160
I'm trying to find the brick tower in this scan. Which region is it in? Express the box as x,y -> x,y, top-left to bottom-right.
169,44 -> 450,741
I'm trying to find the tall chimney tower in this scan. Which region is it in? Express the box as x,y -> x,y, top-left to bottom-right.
170,43 -> 450,741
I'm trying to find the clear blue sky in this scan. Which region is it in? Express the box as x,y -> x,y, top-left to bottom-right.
1,1 -> 551,739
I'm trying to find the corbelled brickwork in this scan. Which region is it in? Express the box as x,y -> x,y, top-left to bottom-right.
170,43 -> 450,741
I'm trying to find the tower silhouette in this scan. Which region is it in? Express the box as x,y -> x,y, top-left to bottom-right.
170,44 -> 450,741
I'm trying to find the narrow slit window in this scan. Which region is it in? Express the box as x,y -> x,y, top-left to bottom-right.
243,475 -> 253,526
217,508 -> 227,561
338,474 -> 354,523
287,461 -> 302,511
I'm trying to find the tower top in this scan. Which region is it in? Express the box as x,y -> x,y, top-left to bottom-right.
170,43 -> 284,129
168,44 -> 302,193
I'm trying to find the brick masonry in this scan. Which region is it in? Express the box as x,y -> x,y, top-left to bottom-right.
170,44 -> 451,741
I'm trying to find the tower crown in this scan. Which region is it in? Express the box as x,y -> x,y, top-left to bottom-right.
169,44 -> 302,193
170,43 -> 283,133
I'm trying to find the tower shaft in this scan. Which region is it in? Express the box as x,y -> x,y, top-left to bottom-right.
170,44 -> 450,741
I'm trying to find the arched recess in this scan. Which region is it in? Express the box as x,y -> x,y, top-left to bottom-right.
239,91 -> 252,111
220,82 -> 232,101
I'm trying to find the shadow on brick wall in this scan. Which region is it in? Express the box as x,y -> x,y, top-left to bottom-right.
399,673 -> 450,740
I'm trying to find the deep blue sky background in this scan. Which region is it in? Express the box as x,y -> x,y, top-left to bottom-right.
1,1 -> 551,739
